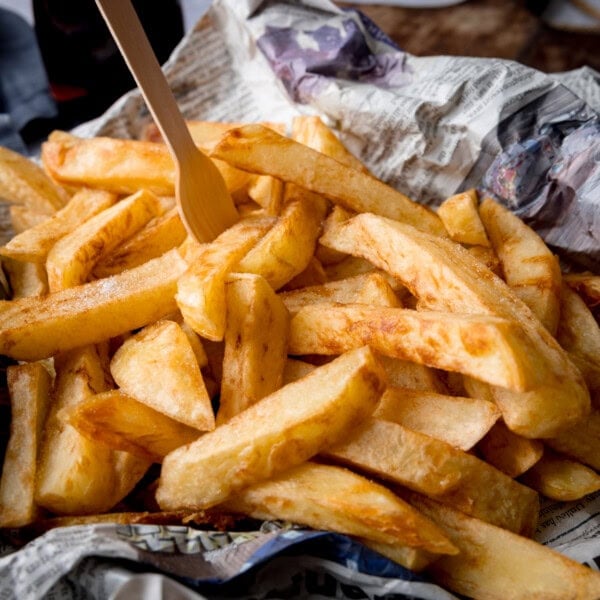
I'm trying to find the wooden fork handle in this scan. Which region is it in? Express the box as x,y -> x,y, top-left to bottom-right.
95,0 -> 196,159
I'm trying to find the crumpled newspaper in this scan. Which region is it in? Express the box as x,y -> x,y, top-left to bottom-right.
1,1 -> 600,598
0,521 -> 458,599
218,1 -> 600,271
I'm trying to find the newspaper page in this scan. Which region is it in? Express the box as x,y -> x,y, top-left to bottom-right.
1,0 -> 600,598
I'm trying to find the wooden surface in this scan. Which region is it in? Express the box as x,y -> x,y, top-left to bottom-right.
344,0 -> 599,73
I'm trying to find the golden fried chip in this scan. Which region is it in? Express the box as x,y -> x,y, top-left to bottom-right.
320,213 -> 589,438
236,187 -> 328,290
477,420 -> 544,477
111,320 -> 214,430
374,386 -> 500,450
0,145 -> 67,213
324,418 -> 473,496
36,345 -> 151,515
520,449 -> 600,501
289,303 -> 541,391
218,274 -> 288,424
279,272 -> 401,315
42,133 -> 176,195
0,248 -> 188,360
0,362 -> 51,527
64,390 -> 202,463
176,216 -> 274,340
437,189 -> 490,246
93,206 -> 187,278
480,197 -> 561,335
411,494 -> 600,600
210,124 -> 446,236
223,461 -> 457,556
156,346 -> 385,509
0,188 -> 117,262
46,189 -> 162,290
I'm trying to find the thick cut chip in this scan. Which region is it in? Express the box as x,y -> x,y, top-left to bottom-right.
323,418 -> 474,496
222,461 -> 457,556
289,302 -> 540,391
374,386 -> 500,450
320,213 -> 589,438
324,255 -> 377,281
360,539 -> 438,573
210,125 -> 446,236
46,189 -> 162,291
111,320 -> 214,431
291,115 -> 370,173
36,344 -> 114,514
316,204 -> 354,266
431,450 -> 540,536
64,390 -> 202,463
176,216 -> 274,340
0,188 -> 117,262
479,197 -> 561,336
546,409 -> 600,471
282,358 -> 318,385
437,189 -> 490,246
0,248 -> 188,361
9,205 -> 50,233
520,449 -> 600,501
279,272 -> 401,315
246,175 -> 284,215
0,362 -> 51,527
377,354 -> 447,392
3,257 -> 48,298
410,494 -> 600,600
112,451 -> 154,507
36,345 -> 150,515
325,415 -> 538,534
236,188 -> 328,290
466,244 -> 501,273
477,420 -> 544,477
93,207 -> 187,278
556,283 -> 600,391
564,272 -> 600,309
156,346 -> 386,510
0,145 -> 67,213
42,134 -> 176,196
142,119 -> 243,144
177,319 -> 209,368
281,256 -> 328,290
218,274 -> 289,424
144,118 -> 285,149
41,132 -> 251,197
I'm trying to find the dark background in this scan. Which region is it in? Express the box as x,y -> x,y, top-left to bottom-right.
344,0 -> 600,74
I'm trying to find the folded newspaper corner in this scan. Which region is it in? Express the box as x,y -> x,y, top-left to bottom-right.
1,0 -> 600,598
